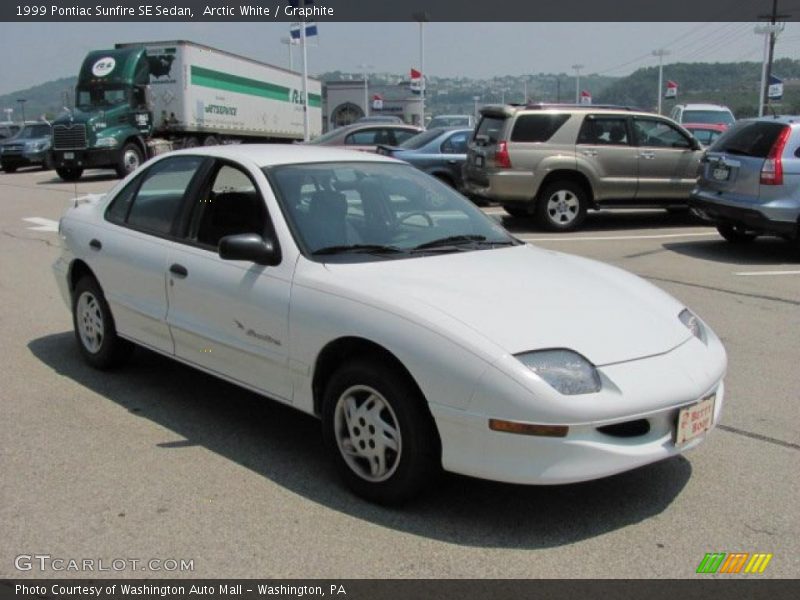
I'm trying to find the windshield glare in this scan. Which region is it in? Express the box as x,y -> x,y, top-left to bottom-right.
77,87 -> 128,109
267,162 -> 514,260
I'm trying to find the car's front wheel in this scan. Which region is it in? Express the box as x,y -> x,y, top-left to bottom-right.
717,223 -> 758,244
72,276 -> 133,369
322,359 -> 439,505
536,181 -> 588,231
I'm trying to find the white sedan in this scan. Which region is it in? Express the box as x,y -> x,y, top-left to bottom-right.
53,145 -> 727,504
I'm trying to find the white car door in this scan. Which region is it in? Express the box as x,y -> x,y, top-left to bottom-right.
165,160 -> 294,403
97,154 -> 207,354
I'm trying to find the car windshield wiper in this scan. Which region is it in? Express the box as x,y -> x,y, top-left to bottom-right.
312,244 -> 404,256
411,235 -> 516,252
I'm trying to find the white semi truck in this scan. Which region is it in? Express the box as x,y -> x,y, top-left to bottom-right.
51,40 -> 323,181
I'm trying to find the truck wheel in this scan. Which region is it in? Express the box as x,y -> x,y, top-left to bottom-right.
182,137 -> 199,149
203,136 -> 219,146
56,167 -> 83,181
116,143 -> 143,178
717,223 -> 757,244
322,358 -> 440,505
536,181 -> 588,231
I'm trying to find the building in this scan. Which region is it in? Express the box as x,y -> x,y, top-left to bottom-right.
323,80 -> 423,131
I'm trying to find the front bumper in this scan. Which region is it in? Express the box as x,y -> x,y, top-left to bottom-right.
53,148 -> 118,170
691,191 -> 798,237
431,380 -> 724,485
0,149 -> 49,167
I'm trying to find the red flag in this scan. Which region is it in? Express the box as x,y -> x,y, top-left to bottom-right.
410,68 -> 422,79
665,80 -> 678,99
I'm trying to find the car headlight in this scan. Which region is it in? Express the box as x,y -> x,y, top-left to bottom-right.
95,137 -> 118,148
679,309 -> 707,344
516,349 -> 601,395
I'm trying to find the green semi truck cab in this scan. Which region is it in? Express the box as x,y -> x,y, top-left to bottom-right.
51,47 -> 155,181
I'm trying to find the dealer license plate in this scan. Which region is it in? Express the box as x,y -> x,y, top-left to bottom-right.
675,394 -> 716,446
64,152 -> 74,160
712,166 -> 729,181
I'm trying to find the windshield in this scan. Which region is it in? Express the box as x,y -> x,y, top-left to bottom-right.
683,110 -> 735,126
266,162 -> 516,261
398,128 -> 444,149
16,124 -> 51,139
76,87 -> 128,109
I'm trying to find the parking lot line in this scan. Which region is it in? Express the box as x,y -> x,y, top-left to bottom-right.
517,231 -> 717,242
733,270 -> 800,277
22,217 -> 59,232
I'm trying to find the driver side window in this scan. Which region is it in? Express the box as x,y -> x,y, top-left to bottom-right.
188,164 -> 267,249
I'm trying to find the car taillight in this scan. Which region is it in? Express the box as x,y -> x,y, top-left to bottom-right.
760,126 -> 791,185
495,141 -> 512,169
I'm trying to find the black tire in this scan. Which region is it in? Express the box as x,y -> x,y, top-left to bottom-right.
321,358 -> 440,505
182,137 -> 199,149
42,153 -> 54,170
72,276 -> 134,369
503,205 -> 530,218
56,167 -> 83,181
115,143 -> 144,178
3,164 -> 18,174
717,223 -> 757,244
536,180 -> 589,231
203,135 -> 219,146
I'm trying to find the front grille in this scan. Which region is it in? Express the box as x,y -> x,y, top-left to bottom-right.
597,419 -> 651,438
53,124 -> 87,150
4,144 -> 24,154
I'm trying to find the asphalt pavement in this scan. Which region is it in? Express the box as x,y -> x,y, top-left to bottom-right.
0,166 -> 797,579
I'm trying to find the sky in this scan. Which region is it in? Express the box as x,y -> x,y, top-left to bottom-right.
2,21 -> 800,96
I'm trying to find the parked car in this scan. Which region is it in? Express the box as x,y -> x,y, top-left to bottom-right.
0,121 -> 22,141
670,103 -> 735,128
355,115 -> 404,124
691,116 -> 800,245
427,114 -> 475,129
376,127 -> 472,190
463,104 -> 704,230
54,144 -> 726,504
307,123 -> 422,152
0,122 -> 53,172
682,123 -> 727,147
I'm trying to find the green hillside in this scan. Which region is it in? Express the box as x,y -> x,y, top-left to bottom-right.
0,77 -> 77,122
595,58 -> 800,117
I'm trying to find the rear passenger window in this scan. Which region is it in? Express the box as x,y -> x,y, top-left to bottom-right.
578,117 -> 630,145
510,114 -> 570,142
126,156 -> 203,235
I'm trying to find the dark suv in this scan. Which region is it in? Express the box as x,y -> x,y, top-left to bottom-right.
463,104 -> 703,231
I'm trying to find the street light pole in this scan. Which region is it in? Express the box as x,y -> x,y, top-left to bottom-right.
572,64 -> 584,103
357,63 -> 374,118
280,37 -> 294,71
412,12 -> 429,127
17,98 -> 26,123
473,96 -> 480,121
652,49 -> 670,115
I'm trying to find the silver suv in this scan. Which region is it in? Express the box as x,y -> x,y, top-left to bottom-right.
691,116 -> 800,245
463,104 -> 703,231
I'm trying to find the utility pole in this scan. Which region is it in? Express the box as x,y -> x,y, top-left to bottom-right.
300,6 -> 309,141
759,0 -> 788,113
17,98 -> 27,123
357,63 -> 374,117
412,12 -> 429,127
652,49 -> 670,115
572,64 -> 584,103
281,37 -> 295,71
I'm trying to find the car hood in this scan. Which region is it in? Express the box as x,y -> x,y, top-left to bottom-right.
305,244 -> 691,366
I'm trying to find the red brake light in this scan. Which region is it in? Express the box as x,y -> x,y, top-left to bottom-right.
495,140 -> 512,168
760,126 -> 791,185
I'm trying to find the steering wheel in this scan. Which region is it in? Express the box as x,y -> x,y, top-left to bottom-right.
396,211 -> 435,227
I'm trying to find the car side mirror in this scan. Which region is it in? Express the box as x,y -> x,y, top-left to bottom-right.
219,233 -> 280,266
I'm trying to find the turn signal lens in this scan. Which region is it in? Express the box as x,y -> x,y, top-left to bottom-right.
489,419 -> 569,437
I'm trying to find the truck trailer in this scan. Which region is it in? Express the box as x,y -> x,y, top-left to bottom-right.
51,40 -> 323,181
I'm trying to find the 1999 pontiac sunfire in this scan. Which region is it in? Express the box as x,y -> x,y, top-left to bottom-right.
53,145 -> 727,504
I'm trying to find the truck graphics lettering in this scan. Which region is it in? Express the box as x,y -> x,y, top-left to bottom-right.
204,104 -> 238,116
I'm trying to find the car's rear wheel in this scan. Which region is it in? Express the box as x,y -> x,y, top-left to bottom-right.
3,164 -> 17,173
536,181 -> 588,231
72,276 -> 133,369
322,359 -> 439,505
503,205 -> 530,218
56,167 -> 83,181
717,223 -> 758,244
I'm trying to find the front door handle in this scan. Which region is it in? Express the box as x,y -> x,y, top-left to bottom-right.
89,239 -> 102,250
640,151 -> 656,159
581,149 -> 598,157
169,263 -> 188,278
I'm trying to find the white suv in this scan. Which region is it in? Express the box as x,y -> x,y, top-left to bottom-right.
670,104 -> 735,128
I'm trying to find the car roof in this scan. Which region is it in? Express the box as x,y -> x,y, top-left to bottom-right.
163,143 -> 402,168
741,115 -> 800,125
678,104 -> 732,111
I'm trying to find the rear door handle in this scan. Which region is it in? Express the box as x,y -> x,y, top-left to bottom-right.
640,151 -> 656,159
581,149 -> 598,157
89,239 -> 102,250
169,263 -> 188,278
